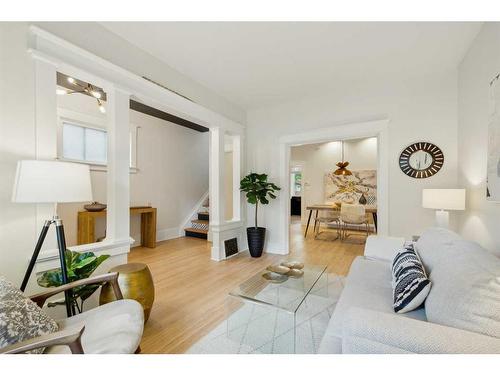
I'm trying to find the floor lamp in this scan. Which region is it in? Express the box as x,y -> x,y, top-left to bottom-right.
12,160 -> 93,317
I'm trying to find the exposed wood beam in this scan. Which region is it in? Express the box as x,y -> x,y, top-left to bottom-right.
56,72 -> 209,133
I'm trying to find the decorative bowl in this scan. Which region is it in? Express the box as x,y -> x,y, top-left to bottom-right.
262,272 -> 288,283
266,265 -> 291,275
286,269 -> 304,278
280,261 -> 304,270
84,201 -> 107,212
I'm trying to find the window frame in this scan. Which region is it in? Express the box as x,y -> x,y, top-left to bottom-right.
57,108 -> 138,172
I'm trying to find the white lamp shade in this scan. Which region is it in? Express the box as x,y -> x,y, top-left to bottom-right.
12,160 -> 93,203
422,189 -> 465,211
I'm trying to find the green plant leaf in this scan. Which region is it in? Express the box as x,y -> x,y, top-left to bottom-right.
37,249 -> 110,311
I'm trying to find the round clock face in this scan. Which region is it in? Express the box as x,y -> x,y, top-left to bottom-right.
399,142 -> 444,179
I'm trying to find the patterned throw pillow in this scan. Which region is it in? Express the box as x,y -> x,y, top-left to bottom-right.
0,276 -> 59,354
391,244 -> 432,313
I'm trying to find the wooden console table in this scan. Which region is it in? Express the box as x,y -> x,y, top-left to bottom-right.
78,207 -> 157,248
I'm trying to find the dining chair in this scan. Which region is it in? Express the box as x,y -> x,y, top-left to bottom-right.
339,203 -> 370,242
314,206 -> 340,240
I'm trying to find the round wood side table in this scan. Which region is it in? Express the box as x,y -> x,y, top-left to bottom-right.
99,263 -> 155,322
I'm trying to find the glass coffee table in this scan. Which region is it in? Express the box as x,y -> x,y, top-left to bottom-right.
226,263 -> 330,353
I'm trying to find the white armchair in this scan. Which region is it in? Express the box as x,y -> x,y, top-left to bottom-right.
0,272 -> 144,354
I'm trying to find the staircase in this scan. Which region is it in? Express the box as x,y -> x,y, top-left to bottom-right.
184,200 -> 209,240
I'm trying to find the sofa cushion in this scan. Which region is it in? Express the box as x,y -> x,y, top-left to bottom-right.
391,244 -> 431,313
414,227 -> 461,273
0,276 -> 58,354
45,299 -> 144,354
320,256 -> 426,351
425,239 -> 500,339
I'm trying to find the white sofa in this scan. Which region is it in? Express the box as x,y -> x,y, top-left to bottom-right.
318,227 -> 500,354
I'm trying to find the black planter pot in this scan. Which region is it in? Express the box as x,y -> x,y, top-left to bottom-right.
247,227 -> 266,257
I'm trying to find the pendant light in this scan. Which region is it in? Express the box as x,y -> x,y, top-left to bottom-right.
334,140 -> 352,176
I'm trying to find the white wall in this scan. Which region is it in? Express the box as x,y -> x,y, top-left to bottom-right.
247,73 -> 459,252
0,23 -> 38,285
457,23 -> 500,254
290,137 -> 377,224
56,89 -> 209,246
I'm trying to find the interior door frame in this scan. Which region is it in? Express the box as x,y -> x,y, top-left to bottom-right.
278,118 -> 390,253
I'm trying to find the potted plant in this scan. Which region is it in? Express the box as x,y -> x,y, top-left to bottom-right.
37,249 -> 109,314
240,173 -> 280,257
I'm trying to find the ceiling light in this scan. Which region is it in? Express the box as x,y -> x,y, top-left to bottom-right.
67,77 -> 76,84
56,88 -> 68,95
334,141 -> 352,176
91,90 -> 102,99
98,104 -> 106,114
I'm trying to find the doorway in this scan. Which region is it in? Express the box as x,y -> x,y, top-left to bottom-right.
278,118 -> 389,254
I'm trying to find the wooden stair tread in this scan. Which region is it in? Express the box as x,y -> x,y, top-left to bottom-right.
191,219 -> 209,225
184,227 -> 208,234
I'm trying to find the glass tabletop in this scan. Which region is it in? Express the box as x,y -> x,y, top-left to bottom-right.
229,263 -> 327,313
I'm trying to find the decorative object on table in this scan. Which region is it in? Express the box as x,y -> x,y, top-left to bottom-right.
422,189 -> 465,229
358,193 -> 367,205
11,160 -> 93,317
240,173 -> 280,257
334,140 -> 352,176
325,170 -> 376,204
266,264 -> 290,275
37,249 -> 109,314
84,201 -> 107,212
286,268 -> 304,278
399,142 -> 444,179
280,261 -> 304,270
261,272 -> 288,283
487,76 -> 500,200
99,263 -> 155,322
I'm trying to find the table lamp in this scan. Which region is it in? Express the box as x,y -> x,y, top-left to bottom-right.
12,160 -> 92,316
422,189 -> 465,229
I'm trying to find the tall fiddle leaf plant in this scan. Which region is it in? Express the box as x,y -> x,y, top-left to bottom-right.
37,249 -> 109,314
240,173 -> 280,228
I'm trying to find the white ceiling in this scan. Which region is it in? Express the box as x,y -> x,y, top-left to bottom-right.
101,22 -> 482,110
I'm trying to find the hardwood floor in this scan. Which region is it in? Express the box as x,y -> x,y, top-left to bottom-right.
128,216 -> 364,353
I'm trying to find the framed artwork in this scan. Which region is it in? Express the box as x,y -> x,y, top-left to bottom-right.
325,170 -> 377,204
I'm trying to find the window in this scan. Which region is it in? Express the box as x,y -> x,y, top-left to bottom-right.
62,122 -> 108,164
57,109 -> 139,171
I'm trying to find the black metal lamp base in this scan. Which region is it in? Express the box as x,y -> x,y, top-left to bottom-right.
20,216 -> 73,317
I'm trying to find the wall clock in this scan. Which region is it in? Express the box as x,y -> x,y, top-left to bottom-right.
399,142 -> 444,179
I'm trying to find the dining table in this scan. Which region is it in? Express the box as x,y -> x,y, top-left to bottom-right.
304,204 -> 377,238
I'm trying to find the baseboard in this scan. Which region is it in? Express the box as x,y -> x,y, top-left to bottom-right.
131,227 -> 180,247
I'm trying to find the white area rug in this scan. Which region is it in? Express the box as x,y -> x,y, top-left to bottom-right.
187,274 -> 344,354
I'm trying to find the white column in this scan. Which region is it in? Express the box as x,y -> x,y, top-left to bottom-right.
232,135 -> 242,221
105,86 -> 130,243
209,127 -> 226,260
209,127 -> 225,226
34,58 -> 58,251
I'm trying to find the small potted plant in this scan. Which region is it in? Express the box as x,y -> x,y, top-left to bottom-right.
240,173 -> 280,257
37,249 -> 109,314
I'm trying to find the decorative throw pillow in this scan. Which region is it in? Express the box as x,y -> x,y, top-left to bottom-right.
391,244 -> 432,313
0,276 -> 59,354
